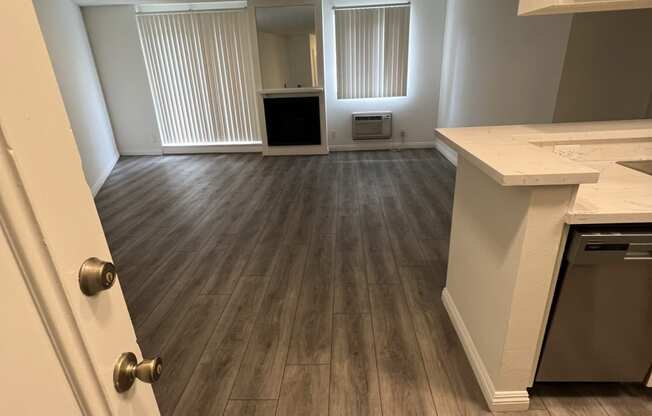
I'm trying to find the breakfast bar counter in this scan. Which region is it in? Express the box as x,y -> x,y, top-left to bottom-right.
434,119 -> 652,412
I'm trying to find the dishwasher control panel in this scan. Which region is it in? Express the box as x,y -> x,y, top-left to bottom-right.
567,229 -> 652,265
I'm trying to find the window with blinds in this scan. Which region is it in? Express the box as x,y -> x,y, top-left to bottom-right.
137,9 -> 260,146
335,4 -> 410,100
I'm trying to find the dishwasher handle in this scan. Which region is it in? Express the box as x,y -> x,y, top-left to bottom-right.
567,231 -> 652,265
624,243 -> 652,261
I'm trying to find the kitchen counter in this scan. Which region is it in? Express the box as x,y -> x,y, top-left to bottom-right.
434,119 -> 652,412
436,119 -> 652,224
567,159 -> 652,224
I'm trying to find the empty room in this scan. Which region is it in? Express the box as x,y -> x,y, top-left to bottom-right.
1,0 -> 651,415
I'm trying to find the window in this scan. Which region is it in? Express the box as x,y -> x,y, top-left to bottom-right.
335,4 -> 410,99
137,9 -> 260,146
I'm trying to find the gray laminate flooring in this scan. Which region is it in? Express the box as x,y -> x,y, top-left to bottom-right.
96,149 -> 651,416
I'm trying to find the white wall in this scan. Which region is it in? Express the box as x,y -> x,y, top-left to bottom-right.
81,0 -> 445,152
259,32 -> 313,89
34,0 -> 119,195
258,32 -> 291,89
553,9 -> 652,122
323,0 -> 448,149
287,34 -> 313,88
437,0 -> 572,129
83,6 -> 162,155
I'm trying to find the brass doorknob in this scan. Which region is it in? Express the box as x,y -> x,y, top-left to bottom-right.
113,352 -> 163,393
79,257 -> 116,296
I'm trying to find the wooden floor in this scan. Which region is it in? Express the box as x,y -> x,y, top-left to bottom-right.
96,150 -> 651,416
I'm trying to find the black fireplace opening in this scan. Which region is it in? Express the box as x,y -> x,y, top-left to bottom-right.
263,96 -> 321,146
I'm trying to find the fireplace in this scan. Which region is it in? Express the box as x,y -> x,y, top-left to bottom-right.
263,96 -> 321,146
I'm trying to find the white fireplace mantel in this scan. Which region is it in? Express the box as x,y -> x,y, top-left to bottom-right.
258,87 -> 324,96
258,88 -> 328,156
249,0 -> 328,156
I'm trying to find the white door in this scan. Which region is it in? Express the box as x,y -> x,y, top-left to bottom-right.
0,2 -> 159,415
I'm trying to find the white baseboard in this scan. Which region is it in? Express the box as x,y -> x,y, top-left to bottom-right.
163,144 -> 262,154
263,144 -> 328,156
119,150 -> 163,156
90,153 -> 118,197
329,140 -> 436,152
435,138 -> 458,166
119,141 -> 440,155
441,288 -> 530,413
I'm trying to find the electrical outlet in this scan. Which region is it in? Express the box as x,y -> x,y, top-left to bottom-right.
400,130 -> 406,139
330,131 -> 336,140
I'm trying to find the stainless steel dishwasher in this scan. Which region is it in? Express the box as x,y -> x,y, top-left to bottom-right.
536,226 -> 652,383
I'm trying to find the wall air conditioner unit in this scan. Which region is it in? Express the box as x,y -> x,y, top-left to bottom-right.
352,112 -> 392,140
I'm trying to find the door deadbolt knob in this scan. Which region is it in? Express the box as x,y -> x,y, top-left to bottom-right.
113,352 -> 163,393
79,257 -> 116,296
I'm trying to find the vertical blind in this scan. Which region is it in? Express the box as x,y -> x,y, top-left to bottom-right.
335,5 -> 410,99
137,10 -> 260,146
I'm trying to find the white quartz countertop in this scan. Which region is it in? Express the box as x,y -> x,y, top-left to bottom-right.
436,119 -> 652,224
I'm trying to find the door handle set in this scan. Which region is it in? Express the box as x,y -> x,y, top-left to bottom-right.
114,352 -> 163,393
79,258 -> 163,392
79,257 -> 116,296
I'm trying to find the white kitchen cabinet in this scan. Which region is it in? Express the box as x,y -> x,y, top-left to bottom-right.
518,0 -> 652,15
